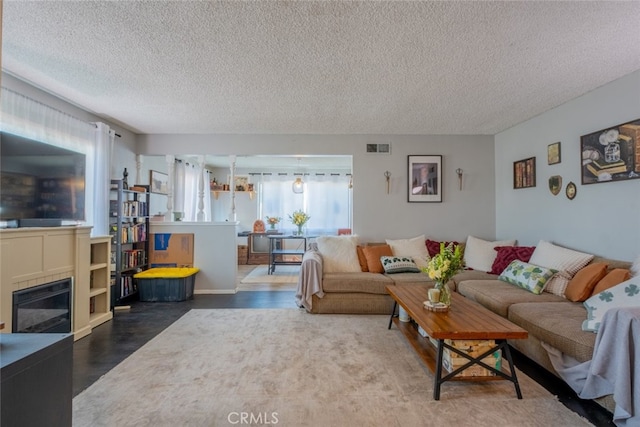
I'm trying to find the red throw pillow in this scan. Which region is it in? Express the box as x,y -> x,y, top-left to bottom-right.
426,239 -> 460,258
490,246 -> 536,275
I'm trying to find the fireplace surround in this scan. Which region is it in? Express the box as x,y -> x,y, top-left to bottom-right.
1,226 -> 93,340
12,278 -> 72,333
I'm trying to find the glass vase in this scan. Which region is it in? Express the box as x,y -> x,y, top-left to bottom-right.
296,224 -> 303,236
435,281 -> 451,307
270,223 -> 276,230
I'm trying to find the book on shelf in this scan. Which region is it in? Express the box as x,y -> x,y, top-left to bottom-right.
122,200 -> 148,217
129,185 -> 147,192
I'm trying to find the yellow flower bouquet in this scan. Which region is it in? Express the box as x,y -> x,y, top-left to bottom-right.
289,210 -> 310,235
423,242 -> 463,306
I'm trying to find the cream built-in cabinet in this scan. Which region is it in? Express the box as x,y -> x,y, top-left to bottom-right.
0,226 -> 111,340
89,236 -> 113,329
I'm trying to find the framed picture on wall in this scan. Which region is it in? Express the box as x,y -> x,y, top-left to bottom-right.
547,142 -> 561,165
150,170 -> 168,194
513,157 -> 536,189
580,118 -> 640,185
228,175 -> 250,192
408,155 -> 442,202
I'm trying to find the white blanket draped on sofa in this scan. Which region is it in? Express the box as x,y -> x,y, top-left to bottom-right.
542,307 -> 640,427
295,250 -> 323,310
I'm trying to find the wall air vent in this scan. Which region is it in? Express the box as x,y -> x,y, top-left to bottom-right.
366,143 -> 391,154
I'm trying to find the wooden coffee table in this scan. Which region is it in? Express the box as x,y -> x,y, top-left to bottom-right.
386,284 -> 528,400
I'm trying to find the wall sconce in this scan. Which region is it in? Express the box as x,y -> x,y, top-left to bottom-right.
384,171 -> 391,194
456,168 -> 463,191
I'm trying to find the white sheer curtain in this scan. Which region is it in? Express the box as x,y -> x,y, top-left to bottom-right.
92,122 -> 114,235
260,172 -> 351,234
0,87 -> 102,233
177,161 -> 212,222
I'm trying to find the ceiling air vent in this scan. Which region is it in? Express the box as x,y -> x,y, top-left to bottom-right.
366,143 -> 391,154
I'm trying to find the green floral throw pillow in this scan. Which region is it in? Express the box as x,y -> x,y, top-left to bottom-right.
582,279 -> 640,332
498,260 -> 557,295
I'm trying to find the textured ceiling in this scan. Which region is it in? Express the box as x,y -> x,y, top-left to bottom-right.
2,1 -> 640,136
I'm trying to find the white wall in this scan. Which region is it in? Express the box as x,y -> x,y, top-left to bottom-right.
495,70 -> 640,261
137,134 -> 496,243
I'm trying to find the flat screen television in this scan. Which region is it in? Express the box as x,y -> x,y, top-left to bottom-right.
1,131 -> 86,225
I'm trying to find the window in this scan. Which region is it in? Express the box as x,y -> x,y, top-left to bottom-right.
260,173 -> 351,234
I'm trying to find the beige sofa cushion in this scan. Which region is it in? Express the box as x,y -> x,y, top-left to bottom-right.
322,272 -> 394,295
457,280 -> 565,317
591,256 -> 632,271
508,302 -> 596,362
453,270 -> 499,284
386,272 -> 432,287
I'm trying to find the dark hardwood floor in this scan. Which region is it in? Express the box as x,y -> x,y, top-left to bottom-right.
72,290 -> 614,427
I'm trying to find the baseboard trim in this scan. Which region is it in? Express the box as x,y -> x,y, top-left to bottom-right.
194,289 -> 237,295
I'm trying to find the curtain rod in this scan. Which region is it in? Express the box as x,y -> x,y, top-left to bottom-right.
247,172 -> 350,176
1,86 -> 121,138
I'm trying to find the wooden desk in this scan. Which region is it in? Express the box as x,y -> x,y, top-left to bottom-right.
386,285 -> 528,400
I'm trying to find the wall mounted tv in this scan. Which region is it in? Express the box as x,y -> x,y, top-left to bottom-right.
1,131 -> 86,226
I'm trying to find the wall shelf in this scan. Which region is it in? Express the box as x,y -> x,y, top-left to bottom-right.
212,190 -> 255,200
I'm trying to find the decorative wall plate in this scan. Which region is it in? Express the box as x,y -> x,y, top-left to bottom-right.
549,175 -> 562,195
566,182 -> 577,200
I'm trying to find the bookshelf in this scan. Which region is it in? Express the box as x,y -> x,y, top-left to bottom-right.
89,236 -> 113,328
109,180 -> 150,308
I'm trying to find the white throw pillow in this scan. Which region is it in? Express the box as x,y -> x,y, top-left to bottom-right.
385,235 -> 430,269
316,235 -> 361,273
463,236 -> 516,272
582,278 -> 640,332
529,240 -> 594,297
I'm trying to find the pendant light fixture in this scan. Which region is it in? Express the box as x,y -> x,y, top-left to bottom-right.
292,158 -> 304,194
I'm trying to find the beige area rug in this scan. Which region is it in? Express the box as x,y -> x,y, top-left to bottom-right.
238,265 -> 299,291
73,309 -> 591,427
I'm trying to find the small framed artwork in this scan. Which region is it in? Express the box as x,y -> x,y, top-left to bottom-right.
513,157 -> 536,189
548,175 -> 562,195
150,170 -> 169,194
548,142 -> 561,165
228,175 -> 250,192
408,155 -> 442,203
566,181 -> 577,200
580,118 -> 640,185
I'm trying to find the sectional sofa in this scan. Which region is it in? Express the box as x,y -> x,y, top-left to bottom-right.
295,235 -> 634,414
